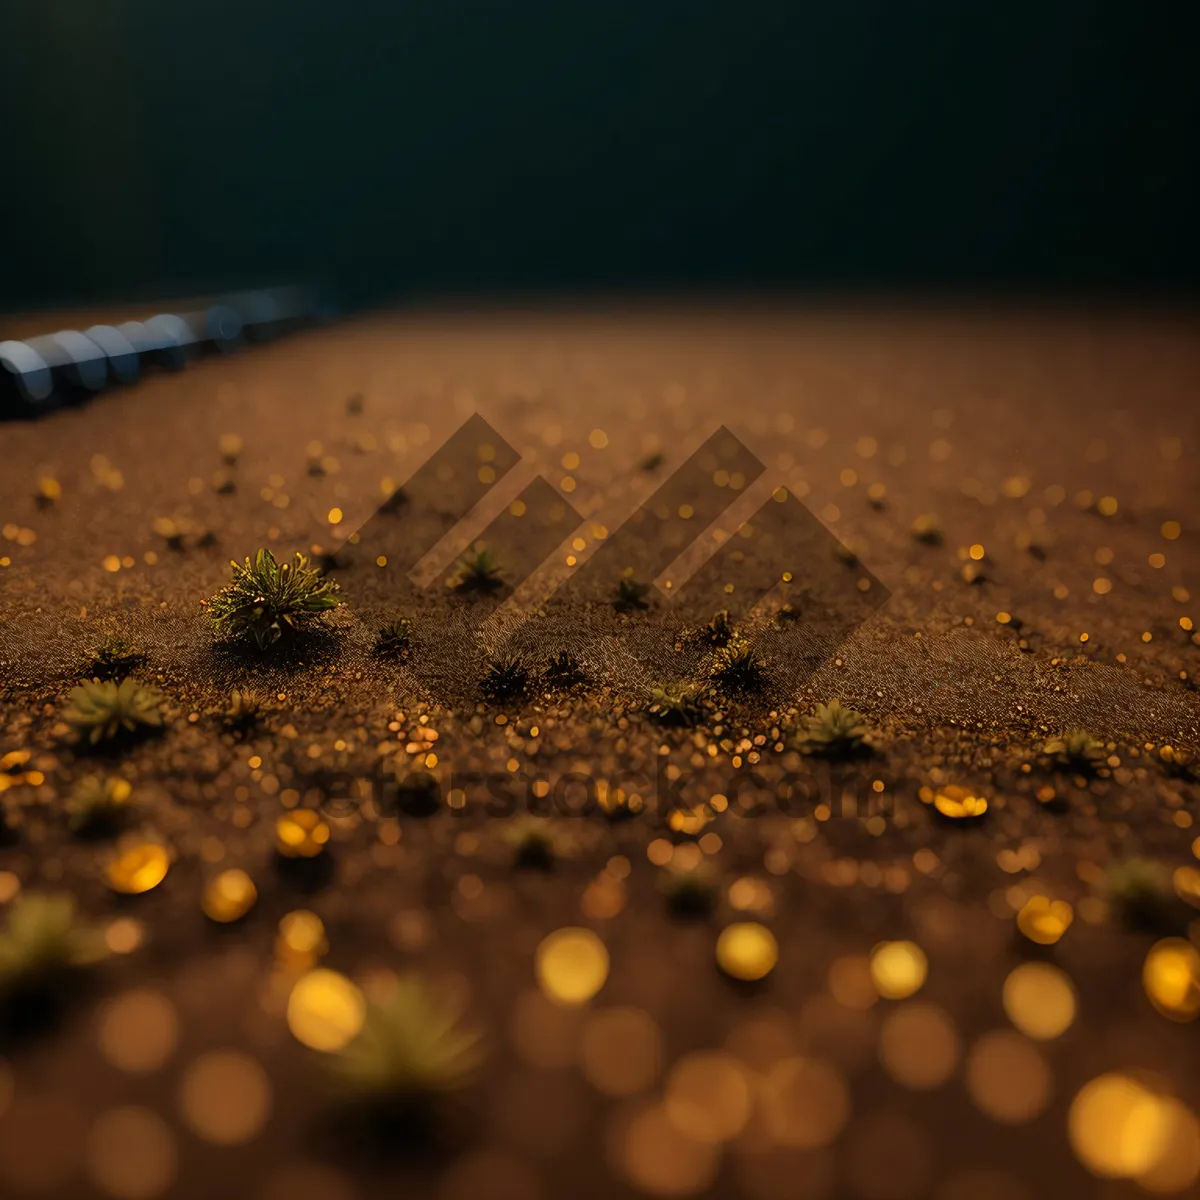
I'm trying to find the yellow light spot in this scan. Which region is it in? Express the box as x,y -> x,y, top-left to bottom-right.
920,783 -> 988,820
509,499 -> 526,517
828,955 -> 877,1010
996,611 -> 1012,624
969,543 -> 985,560
840,468 -> 858,487
1149,552 -> 1166,569
870,941 -> 928,999
1093,577 -> 1112,595
1182,617 -> 1195,632
1162,520 -> 1182,540
1143,939 -> 1200,1022
286,969 -> 366,1051
102,555 -> 122,573
561,476 -> 576,492
1016,895 -> 1073,945
248,755 -> 262,769
1097,495 -> 1118,516
561,452 -> 580,470
106,844 -> 170,895
375,555 -> 387,567
715,922 -> 778,981
276,810 -> 330,859
201,869 -> 257,923
1002,962 -> 1077,1040
327,508 -> 343,525
477,465 -> 495,484
616,1101 -> 719,1196
588,429 -> 609,449
105,918 -> 145,955
664,1051 -> 753,1143
1069,1073 -> 1172,1179
37,477 -> 62,501
276,910 -> 327,969
1138,1098 -> 1200,1193
536,928 -> 609,1006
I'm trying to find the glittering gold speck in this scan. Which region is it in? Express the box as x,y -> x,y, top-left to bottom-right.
1016,895 -> 1074,945
286,969 -> 366,1052
869,941 -> 928,999
201,869 -> 257,923
1143,939 -> 1200,1022
276,809 -> 330,858
716,922 -> 778,981
536,927 -> 610,1007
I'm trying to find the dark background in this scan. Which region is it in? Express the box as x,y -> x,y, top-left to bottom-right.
3,1 -> 1199,314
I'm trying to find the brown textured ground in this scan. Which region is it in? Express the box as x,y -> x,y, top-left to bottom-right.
0,301 -> 1199,1200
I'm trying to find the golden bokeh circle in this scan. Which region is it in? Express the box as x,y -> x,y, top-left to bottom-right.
178,1050 -> 272,1145
869,941 -> 928,1000
760,1056 -> 851,1148
535,928 -> 610,1006
85,1106 -> 177,1200
1001,963 -> 1077,1040
612,1101 -> 720,1196
716,923 -> 778,981
664,1051 -> 753,1144
97,989 -> 179,1074
1068,1073 -> 1172,1179
1142,938 -> 1200,1022
964,1031 -> 1051,1124
286,969 -> 367,1052
579,1006 -> 662,1097
878,1002 -> 960,1090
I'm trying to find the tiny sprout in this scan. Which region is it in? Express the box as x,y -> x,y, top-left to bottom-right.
614,577 -> 651,613
640,451 -> 665,473
454,548 -> 504,595
648,683 -> 705,729
89,635 -> 147,680
223,688 -> 265,730
544,650 -> 586,688
207,548 -> 341,649
68,775 -> 133,835
1101,858 -> 1180,931
1041,729 -> 1107,773
911,514 -> 943,545
373,618 -> 411,660
482,652 -> 532,700
63,678 -> 164,746
794,699 -> 873,757
0,892 -> 108,997
710,638 -> 766,692
505,817 -> 558,870
659,860 -> 717,916
330,974 -> 485,1103
705,610 -> 735,646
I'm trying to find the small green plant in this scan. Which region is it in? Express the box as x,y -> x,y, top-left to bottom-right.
63,678 -> 164,745
659,860 -> 717,916
454,548 -> 504,595
207,549 -> 341,649
482,652 -> 532,700
614,577 -> 651,613
710,638 -> 766,692
648,683 -> 705,728
1101,858 -> 1179,931
222,688 -> 264,730
1041,729 -> 1107,773
0,892 -> 108,997
701,610 -> 735,647
505,817 -> 559,870
544,650 -> 586,688
794,699 -> 873,757
89,635 -> 147,680
640,451 -> 665,472
330,974 -> 485,1102
68,775 -> 133,835
373,618 -> 412,660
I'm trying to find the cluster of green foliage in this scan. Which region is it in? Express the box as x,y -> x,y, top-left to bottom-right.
208,549 -> 341,649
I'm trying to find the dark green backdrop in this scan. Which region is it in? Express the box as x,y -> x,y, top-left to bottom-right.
2,1 -> 1198,312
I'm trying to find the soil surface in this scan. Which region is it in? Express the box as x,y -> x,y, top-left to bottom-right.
1,301 -> 1199,1200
